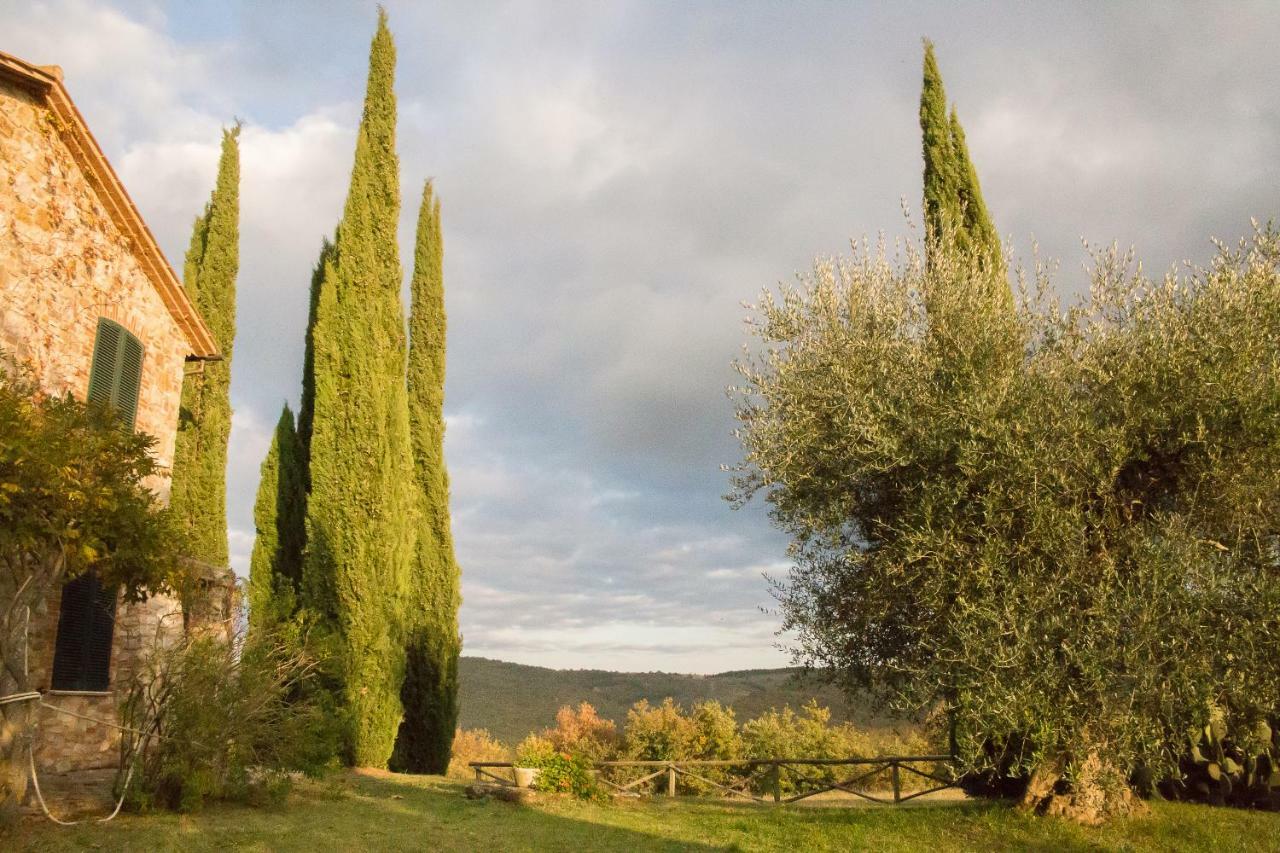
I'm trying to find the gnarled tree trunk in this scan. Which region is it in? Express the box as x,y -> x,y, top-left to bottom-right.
1,552 -> 61,822
1,587 -> 38,822
1019,751 -> 1147,826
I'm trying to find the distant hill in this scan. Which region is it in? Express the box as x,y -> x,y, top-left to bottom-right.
457,656 -> 903,745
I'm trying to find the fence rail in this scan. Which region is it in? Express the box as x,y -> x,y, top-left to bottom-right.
470,755 -> 958,805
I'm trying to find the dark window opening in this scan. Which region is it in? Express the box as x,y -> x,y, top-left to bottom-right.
50,572 -> 118,692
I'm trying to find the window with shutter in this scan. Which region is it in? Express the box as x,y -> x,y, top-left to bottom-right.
87,318 -> 145,429
50,572 -> 118,692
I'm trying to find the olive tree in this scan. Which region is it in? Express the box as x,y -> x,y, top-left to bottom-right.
731,228 -> 1280,822
0,364 -> 183,818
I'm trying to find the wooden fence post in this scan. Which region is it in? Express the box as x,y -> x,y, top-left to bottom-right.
770,764 -> 781,804
891,761 -> 901,804
667,763 -> 676,797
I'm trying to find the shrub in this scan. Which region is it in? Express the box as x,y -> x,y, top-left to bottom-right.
511,697 -> 945,799
447,728 -> 510,781
119,618 -> 342,812
615,699 -> 749,795
621,698 -> 695,761
0,359 -> 185,817
543,702 -> 619,761
514,734 -> 556,768
741,702 -> 851,794
739,702 -> 942,794
679,701 -> 743,794
741,702 -> 848,762
732,226 -> 1280,818
531,751 -> 605,801
688,701 -> 742,761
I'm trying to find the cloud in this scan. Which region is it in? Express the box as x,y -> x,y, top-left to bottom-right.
6,0 -> 1278,674
4,0 -> 228,150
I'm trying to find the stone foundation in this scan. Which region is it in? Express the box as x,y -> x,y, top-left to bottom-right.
28,589 -> 185,774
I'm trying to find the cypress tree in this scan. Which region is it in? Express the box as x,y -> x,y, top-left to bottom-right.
920,40 -> 958,252
248,404 -> 306,626
391,182 -> 462,774
948,110 -> 1000,266
170,126 -> 240,567
271,235 -> 334,614
296,236 -> 335,465
302,9 -> 417,767
919,44 -> 1017,749
919,41 -> 1001,271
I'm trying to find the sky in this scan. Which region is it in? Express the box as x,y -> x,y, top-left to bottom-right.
4,0 -> 1278,673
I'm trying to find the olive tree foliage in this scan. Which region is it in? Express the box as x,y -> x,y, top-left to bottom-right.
730,226 -> 1280,805
0,364 -> 185,817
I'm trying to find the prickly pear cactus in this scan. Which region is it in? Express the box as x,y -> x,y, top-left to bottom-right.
1159,707 -> 1279,809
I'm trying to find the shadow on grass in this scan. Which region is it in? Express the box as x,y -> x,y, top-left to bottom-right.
18,771 -> 1275,853
12,770 -> 722,853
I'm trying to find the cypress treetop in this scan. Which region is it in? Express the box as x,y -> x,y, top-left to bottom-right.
920,40 -> 958,247
919,41 -> 1001,271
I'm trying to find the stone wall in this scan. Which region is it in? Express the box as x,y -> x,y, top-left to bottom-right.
0,73 -> 231,777
0,75 -> 188,502
27,591 -> 186,773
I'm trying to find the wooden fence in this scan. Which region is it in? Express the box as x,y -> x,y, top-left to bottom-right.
471,755 -> 958,805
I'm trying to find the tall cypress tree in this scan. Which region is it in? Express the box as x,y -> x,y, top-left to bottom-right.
267,235 -> 335,616
302,10 -> 417,767
919,42 -> 1015,754
248,404 -> 306,626
919,41 -> 1001,271
170,126 -> 240,567
391,182 -> 462,774
296,236 -> 335,466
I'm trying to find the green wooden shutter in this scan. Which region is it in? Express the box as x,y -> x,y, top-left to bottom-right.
87,318 -> 145,429
86,318 -> 121,408
117,333 -> 144,428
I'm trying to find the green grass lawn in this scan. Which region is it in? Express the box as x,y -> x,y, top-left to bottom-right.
11,770 -> 1280,852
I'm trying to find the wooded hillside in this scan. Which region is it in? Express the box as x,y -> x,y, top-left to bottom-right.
457,657 -> 900,745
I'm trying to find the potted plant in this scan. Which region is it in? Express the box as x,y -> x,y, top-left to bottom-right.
513,736 -> 554,788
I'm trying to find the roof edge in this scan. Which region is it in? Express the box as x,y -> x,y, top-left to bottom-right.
0,51 -> 221,359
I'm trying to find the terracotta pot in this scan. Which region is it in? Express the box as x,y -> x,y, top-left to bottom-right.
513,767 -> 541,789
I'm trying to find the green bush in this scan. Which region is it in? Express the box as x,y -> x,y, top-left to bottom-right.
118,617 -> 342,812
514,734 -> 557,768
678,701 -> 743,794
530,751 -> 605,801
0,359 -> 186,817
732,223 -> 1280,815
621,698 -> 695,760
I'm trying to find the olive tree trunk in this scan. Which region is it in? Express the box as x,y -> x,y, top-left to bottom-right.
1019,752 -> 1147,826
0,552 -> 60,821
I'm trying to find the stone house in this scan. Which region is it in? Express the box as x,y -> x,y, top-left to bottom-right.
0,49 -> 233,776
